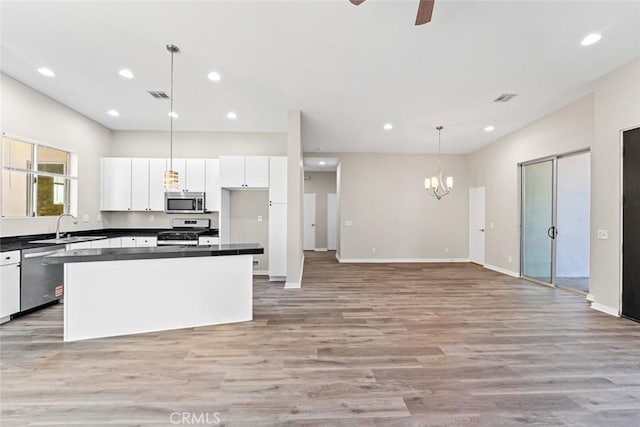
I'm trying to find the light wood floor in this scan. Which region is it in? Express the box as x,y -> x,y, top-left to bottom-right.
2,251 -> 640,426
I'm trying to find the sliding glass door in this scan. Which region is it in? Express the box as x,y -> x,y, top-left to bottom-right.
520,151 -> 590,293
521,160 -> 555,283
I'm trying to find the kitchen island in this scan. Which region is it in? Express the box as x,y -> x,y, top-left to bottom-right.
44,244 -> 263,342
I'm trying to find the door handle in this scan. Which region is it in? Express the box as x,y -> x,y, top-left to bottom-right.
479,229 -> 485,232
547,226 -> 556,239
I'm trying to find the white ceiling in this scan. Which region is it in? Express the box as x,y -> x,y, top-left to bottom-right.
303,157 -> 340,172
2,1 -> 639,154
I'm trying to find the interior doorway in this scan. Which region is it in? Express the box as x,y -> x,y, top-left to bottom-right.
520,150 -> 590,294
622,126 -> 640,322
468,187 -> 485,265
303,193 -> 316,250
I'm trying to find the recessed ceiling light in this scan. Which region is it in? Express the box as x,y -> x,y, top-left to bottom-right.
208,71 -> 222,82
319,161 -> 326,165
383,123 -> 393,130
118,69 -> 134,79
107,110 -> 120,117
226,112 -> 238,120
484,125 -> 495,132
37,67 -> 55,77
168,111 -> 179,118
581,33 -> 602,46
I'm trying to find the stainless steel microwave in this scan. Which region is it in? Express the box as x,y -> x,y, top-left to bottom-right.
164,192 -> 206,214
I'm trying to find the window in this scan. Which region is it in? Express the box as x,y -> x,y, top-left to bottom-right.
1,135 -> 77,217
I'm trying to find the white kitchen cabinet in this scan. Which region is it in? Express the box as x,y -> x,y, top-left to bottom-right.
198,236 -> 219,246
268,203 -> 287,279
220,156 -> 269,188
148,158 -> 167,211
185,159 -> 206,192
205,159 -> 221,212
0,251 -> 21,320
101,158 -> 132,211
269,157 -> 287,204
68,241 -> 92,250
131,158 -> 150,211
169,158 -> 186,191
120,236 -> 156,247
88,238 -> 120,249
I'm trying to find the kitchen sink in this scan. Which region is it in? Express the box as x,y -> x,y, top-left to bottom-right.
29,236 -> 108,244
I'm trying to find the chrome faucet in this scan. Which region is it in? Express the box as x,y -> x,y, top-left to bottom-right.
55,213 -> 78,239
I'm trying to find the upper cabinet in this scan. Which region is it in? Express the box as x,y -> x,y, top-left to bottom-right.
269,157 -> 287,204
220,156 -> 269,188
101,158 -> 132,211
148,158 -> 167,211
205,159 -> 221,212
168,159 -> 205,192
131,158 -> 167,212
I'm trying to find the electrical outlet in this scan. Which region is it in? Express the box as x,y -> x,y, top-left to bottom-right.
82,214 -> 90,223
257,215 -> 263,222
149,215 -> 155,222
490,222 -> 495,229
96,214 -> 102,222
444,247 -> 449,254
597,229 -> 608,240
371,247 -> 376,254
507,256 -> 513,263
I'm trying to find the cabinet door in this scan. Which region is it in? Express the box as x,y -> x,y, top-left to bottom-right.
68,242 -> 92,250
245,156 -> 269,188
219,156 -> 246,188
121,237 -> 137,248
101,158 -> 131,211
205,159 -> 221,211
168,159 -> 186,191
131,158 -> 150,211
0,264 -> 20,318
148,158 -> 167,211
268,203 -> 287,277
185,159 -> 206,192
135,237 -> 157,247
269,157 -> 287,204
90,239 -> 111,249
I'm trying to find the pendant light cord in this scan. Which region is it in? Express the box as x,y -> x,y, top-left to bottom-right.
436,125 -> 443,170
169,47 -> 174,171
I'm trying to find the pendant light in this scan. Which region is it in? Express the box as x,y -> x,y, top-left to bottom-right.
164,44 -> 180,190
424,125 -> 453,200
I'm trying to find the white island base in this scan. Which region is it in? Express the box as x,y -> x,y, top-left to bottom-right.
63,254 -> 253,342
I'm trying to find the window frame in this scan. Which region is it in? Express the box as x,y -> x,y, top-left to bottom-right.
1,133 -> 78,218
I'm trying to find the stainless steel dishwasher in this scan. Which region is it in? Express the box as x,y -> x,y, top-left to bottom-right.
20,245 -> 66,311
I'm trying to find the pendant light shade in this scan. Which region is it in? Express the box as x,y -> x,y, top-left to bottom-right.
164,44 -> 179,190
424,126 -> 453,200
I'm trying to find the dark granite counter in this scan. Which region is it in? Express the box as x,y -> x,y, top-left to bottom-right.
0,227 -> 219,252
43,243 -> 262,264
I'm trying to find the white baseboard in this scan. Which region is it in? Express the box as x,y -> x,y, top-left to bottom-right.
484,264 -> 520,278
284,254 -> 304,289
591,302 -> 619,317
335,252 -> 341,261
269,276 -> 286,282
314,248 -> 328,252
586,293 -> 595,302
338,257 -> 469,263
253,269 -> 269,276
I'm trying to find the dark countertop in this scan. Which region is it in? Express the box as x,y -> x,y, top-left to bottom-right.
0,227 -> 219,252
43,243 -> 263,264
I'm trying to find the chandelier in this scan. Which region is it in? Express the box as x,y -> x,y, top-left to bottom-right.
164,44 -> 180,190
424,125 -> 453,200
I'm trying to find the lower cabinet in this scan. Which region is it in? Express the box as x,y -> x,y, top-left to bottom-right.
198,236 -> 219,246
268,203 -> 287,279
0,251 -> 21,320
122,237 -> 157,248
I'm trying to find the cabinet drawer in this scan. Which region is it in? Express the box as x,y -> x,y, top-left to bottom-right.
121,237 -> 137,248
135,237 -> 157,247
198,236 -> 219,246
0,263 -> 20,318
1,251 -> 20,266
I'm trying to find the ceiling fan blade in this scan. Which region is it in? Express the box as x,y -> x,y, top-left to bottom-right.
415,0 -> 435,25
349,0 -> 366,5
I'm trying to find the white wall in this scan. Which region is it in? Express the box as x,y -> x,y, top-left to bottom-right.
314,152 -> 469,261
303,172 -> 337,250
286,111 -> 304,287
468,94 -> 594,274
591,58 -> 640,313
0,73 -> 112,237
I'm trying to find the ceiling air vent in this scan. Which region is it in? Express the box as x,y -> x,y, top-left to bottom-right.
494,93 -> 518,103
148,91 -> 169,99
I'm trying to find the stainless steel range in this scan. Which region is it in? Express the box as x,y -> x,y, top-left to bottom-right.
157,218 -> 213,246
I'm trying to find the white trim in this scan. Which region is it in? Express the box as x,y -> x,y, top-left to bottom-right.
284,254 -> 304,289
269,276 -> 286,282
314,248 -> 328,252
484,263 -> 520,278
253,269 -> 269,276
586,293 -> 595,302
338,257 -> 469,264
591,302 -> 620,317
335,252 -> 341,261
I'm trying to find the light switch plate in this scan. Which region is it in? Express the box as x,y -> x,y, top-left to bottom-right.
597,229 -> 608,240
82,214 -> 90,223
257,215 -> 263,222
345,220 -> 353,226
490,222 -> 495,229
96,214 -> 102,222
